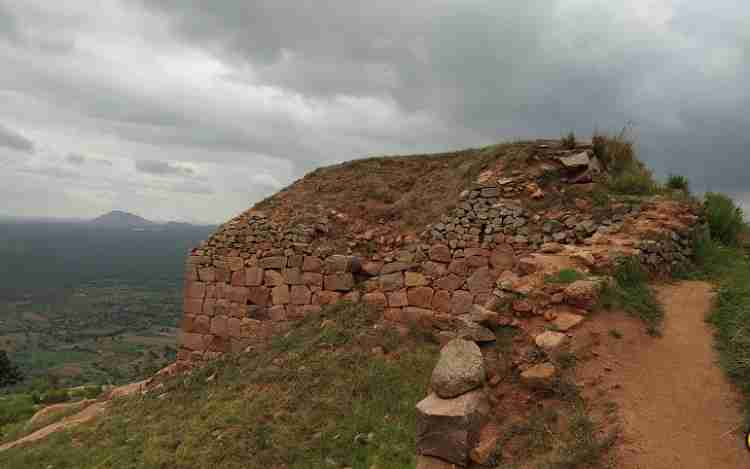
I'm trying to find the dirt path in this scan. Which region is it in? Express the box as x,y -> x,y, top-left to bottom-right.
0,379 -> 147,453
0,401 -> 107,452
579,281 -> 749,468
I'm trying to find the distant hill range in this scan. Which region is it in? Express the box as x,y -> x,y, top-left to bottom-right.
90,211 -> 213,230
91,210 -> 155,228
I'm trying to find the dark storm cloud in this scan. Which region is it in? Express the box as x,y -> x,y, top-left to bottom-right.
135,159 -> 194,177
136,0 -> 750,194
0,124 -> 34,153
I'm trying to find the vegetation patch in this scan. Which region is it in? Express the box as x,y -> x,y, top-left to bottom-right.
545,269 -> 586,285
1,302 -> 438,469
597,257 -> 663,335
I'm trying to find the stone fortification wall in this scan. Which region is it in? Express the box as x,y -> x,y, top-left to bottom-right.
177,142 -> 702,364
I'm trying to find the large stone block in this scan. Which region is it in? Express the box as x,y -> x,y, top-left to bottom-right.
324,255 -> 351,273
302,272 -> 323,287
284,268 -> 304,285
185,281 -> 206,299
198,267 -> 215,282
302,256 -> 323,272
272,285 -> 290,305
416,389 -> 489,466
432,289 -> 452,313
435,274 -> 463,292
364,292 -> 388,307
210,315 -> 228,337
183,298 -> 203,314
431,339 -> 485,399
231,270 -> 245,286
451,291 -> 474,315
290,285 -> 311,305
194,315 -> 211,334
180,332 -> 207,351
430,244 -> 452,263
466,267 -> 494,294
324,273 -> 354,291
245,267 -> 264,286
314,290 -> 342,305
379,272 -> 404,292
226,286 -> 248,304
247,286 -> 270,306
386,290 -> 408,307
405,271 -> 428,287
264,270 -> 285,287
408,287 -> 435,308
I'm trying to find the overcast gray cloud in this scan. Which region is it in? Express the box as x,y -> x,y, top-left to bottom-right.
0,0 -> 748,223
0,123 -> 34,152
135,159 -> 195,177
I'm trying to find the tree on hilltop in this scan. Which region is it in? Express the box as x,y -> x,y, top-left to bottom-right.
0,350 -> 23,388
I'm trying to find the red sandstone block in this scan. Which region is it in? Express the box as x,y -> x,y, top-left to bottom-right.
205,284 -> 217,299
246,267 -> 264,286
290,285 -> 311,305
210,316 -> 228,337
429,244 -> 452,263
215,267 -> 230,283
451,290 -> 474,315
467,256 -> 489,268
272,285 -> 290,305
185,281 -> 206,299
448,259 -> 468,275
314,290 -> 342,305
229,302 -> 245,318
302,256 -> 323,272
384,307 -> 404,322
259,256 -> 286,269
264,270 -> 285,286
248,286 -> 269,306
435,274 -> 463,292
181,314 -> 196,332
180,332 -> 207,351
184,298 -> 203,314
324,273 -> 354,292
194,315 -> 211,334
343,291 -> 361,302
231,269 -> 246,286
364,292 -> 388,307
227,257 -> 244,271
284,268 -> 304,285
202,299 -> 216,316
386,290 -> 407,307
198,267 -> 216,282
302,272 -> 323,287
408,287 -> 435,308
226,286 -> 248,304
432,289 -> 452,313
227,317 -> 242,338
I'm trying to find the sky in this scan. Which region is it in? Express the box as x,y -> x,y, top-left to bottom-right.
0,0 -> 748,224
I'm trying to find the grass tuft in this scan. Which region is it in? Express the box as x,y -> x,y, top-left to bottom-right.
705,192 -> 746,246
666,174 -> 690,192
598,257 -> 663,335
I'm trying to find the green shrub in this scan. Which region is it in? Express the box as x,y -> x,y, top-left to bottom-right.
705,192 -> 745,246
592,128 -> 658,196
598,257 -> 663,335
561,132 -> 577,150
0,394 -> 35,428
666,174 -> 690,192
545,269 -> 585,284
38,388 -> 70,404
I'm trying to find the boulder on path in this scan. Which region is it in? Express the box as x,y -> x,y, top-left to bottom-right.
520,363 -> 558,389
558,151 -> 590,169
416,389 -> 490,466
431,339 -> 486,399
552,312 -> 585,332
534,331 -> 567,351
564,279 -> 601,310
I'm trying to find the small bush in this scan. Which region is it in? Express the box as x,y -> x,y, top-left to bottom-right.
38,388 -> 70,404
666,174 -> 690,192
561,132 -> 577,150
598,257 -> 663,335
545,269 -> 585,284
592,127 -> 658,196
705,192 -> 745,246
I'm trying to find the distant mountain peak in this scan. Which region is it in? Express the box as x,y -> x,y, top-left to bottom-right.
91,211 -> 154,228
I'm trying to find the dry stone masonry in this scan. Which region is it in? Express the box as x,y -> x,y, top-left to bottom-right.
176,140 -> 704,367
